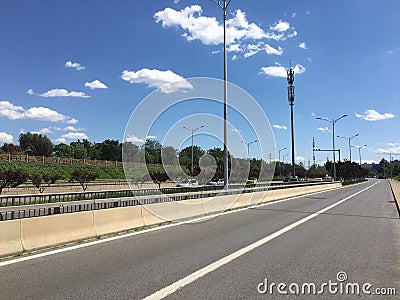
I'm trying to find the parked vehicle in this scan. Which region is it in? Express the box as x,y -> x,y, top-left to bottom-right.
176,179 -> 198,187
314,178 -> 323,181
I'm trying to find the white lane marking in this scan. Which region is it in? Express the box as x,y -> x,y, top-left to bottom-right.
0,181 -> 368,267
143,181 -> 379,300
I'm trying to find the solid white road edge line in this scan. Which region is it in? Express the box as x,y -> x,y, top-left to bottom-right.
142,180 -> 379,300
0,181 -> 370,267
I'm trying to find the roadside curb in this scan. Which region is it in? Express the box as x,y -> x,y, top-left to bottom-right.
389,180 -> 400,218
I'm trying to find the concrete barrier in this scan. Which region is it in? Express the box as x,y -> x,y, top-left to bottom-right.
176,198 -> 205,220
141,201 -> 179,226
0,219 -> 23,257
94,206 -> 145,236
21,211 -> 96,251
1,183 -> 342,257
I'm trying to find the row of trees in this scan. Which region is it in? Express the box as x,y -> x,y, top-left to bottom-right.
0,169 -> 99,194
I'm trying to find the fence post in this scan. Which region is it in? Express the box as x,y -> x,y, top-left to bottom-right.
42,155 -> 45,164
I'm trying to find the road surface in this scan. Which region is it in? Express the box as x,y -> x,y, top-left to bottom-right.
0,179 -> 399,299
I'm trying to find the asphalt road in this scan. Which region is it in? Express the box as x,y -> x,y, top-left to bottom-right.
1,179 -> 399,299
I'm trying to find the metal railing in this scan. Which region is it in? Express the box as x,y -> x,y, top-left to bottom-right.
0,181 -> 337,221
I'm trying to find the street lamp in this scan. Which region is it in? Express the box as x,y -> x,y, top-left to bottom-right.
287,65 -> 295,178
316,114 -> 347,180
356,144 -> 367,166
337,134 -> 359,162
183,125 -> 205,178
211,0 -> 232,187
277,147 -> 287,162
242,140 -> 257,158
283,153 -> 289,164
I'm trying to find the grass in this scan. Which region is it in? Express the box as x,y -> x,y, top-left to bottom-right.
342,178 -> 368,186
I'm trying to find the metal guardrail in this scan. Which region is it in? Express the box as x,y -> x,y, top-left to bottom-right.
0,180 -> 313,207
0,181 -> 337,221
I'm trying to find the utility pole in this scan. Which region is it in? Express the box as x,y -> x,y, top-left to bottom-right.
287,64 -> 296,178
312,137 -> 316,177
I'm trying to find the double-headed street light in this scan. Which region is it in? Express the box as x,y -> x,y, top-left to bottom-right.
277,147 -> 287,162
242,140 -> 257,158
183,125 -> 205,178
316,114 -> 347,180
337,133 -> 359,162
211,0 -> 232,187
355,144 -> 367,166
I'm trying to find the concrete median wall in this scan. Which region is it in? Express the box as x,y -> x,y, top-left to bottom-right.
0,183 -> 340,257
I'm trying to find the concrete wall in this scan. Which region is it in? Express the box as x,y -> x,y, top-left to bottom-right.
0,183 -> 340,257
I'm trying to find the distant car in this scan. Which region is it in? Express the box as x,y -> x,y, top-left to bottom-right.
283,177 -> 290,182
246,178 -> 258,187
314,178 -> 323,181
176,179 -> 199,187
206,181 -> 218,186
288,177 -> 299,182
216,179 -> 225,186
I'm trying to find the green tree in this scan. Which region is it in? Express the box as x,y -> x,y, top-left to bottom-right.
143,139 -> 162,164
53,143 -> 70,158
69,169 -> 99,191
207,147 -> 224,167
0,170 -> 28,194
96,139 -> 122,161
179,146 -> 205,170
31,173 -> 60,193
19,132 -> 53,156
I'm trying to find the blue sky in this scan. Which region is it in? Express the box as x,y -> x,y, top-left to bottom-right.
0,0 -> 399,165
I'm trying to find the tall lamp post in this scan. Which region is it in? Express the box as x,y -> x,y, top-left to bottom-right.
283,154 -> 289,164
183,125 -> 205,178
277,147 -> 287,162
337,134 -> 359,162
316,114 -> 347,181
211,0 -> 232,187
356,144 -> 367,166
243,140 -> 257,158
287,66 -> 296,178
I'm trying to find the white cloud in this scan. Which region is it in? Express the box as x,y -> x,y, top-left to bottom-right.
273,124 -> 287,130
299,42 -> 307,49
388,142 -> 400,147
307,57 -> 312,62
0,132 -> 14,143
264,44 -> 283,55
154,5 -> 296,59
355,109 -> 395,121
55,138 -> 67,143
62,126 -> 80,132
121,68 -> 193,93
270,20 -> 290,32
317,127 -> 330,132
65,61 -> 85,71
260,64 -> 306,78
227,43 -> 242,53
211,50 -> 220,54
296,156 -> 307,161
146,135 -> 157,139
39,88 -> 90,98
32,127 -> 53,134
126,135 -> 144,143
0,100 -> 78,124
60,132 -> 88,140
85,80 -> 108,90
27,89 -> 34,95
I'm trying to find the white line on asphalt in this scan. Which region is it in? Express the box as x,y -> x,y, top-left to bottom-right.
0,181 -> 367,267
142,180 -> 380,300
